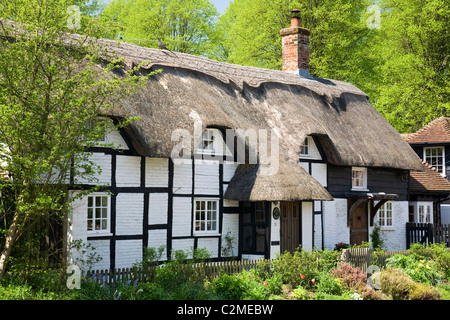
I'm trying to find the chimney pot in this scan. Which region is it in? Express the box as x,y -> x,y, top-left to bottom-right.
290,9 -> 300,27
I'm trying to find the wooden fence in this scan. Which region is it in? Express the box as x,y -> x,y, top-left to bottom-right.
406,223 -> 450,248
86,259 -> 262,285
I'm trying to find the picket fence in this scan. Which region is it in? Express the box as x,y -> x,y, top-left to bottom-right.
87,259 -> 263,285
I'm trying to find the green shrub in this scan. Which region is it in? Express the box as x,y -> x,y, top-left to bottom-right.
408,282 -> 441,300
211,273 -> 246,300
291,287 -> 311,300
316,272 -> 342,295
436,283 -> 450,300
386,253 -> 443,285
380,267 -> 416,300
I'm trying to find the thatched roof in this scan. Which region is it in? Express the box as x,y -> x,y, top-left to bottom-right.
0,20 -> 424,201
100,40 -> 422,168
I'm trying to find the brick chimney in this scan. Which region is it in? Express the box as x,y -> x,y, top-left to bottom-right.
280,9 -> 311,77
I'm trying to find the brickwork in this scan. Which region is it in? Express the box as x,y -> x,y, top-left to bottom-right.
280,26 -> 310,73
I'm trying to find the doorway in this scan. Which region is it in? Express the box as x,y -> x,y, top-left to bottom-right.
350,202 -> 368,245
280,202 -> 300,253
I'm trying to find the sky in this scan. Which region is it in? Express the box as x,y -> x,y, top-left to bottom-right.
211,0 -> 232,15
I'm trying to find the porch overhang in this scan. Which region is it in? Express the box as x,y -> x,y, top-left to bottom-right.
345,192 -> 399,227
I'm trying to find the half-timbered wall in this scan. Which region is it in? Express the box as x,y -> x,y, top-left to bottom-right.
67,125 -> 240,270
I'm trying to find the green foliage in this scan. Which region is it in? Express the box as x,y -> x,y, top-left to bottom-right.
211,269 -> 270,300
386,254 -> 443,285
370,0 -> 450,132
100,0 -> 221,59
380,267 -> 441,300
0,0 -> 155,279
316,272 -> 342,295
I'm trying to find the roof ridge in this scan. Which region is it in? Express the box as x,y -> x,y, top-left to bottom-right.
405,117 -> 450,143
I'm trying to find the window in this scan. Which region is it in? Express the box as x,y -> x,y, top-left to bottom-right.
87,195 -> 109,232
424,147 -> 445,176
300,137 -> 309,156
199,129 -> 215,153
194,199 -> 219,234
378,202 -> 393,227
242,202 -> 268,254
418,204 -> 432,223
86,119 -> 107,143
352,167 -> 367,190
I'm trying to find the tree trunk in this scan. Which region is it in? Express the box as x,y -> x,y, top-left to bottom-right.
0,211 -> 20,281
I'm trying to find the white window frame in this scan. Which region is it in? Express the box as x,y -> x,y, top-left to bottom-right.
351,167 -> 368,191
197,129 -> 216,154
87,194 -> 111,235
423,147 -> 445,177
193,198 -> 220,235
378,201 -> 393,228
299,136 -> 310,157
417,202 -> 432,223
86,119 -> 108,144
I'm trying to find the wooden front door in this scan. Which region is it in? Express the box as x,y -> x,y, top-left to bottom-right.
350,203 -> 368,245
281,202 -> 300,253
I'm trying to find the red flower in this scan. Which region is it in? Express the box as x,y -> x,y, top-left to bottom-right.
311,278 -> 316,284
300,273 -> 305,280
264,282 -> 268,287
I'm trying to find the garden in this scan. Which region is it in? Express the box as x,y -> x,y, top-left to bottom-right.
0,243 -> 449,300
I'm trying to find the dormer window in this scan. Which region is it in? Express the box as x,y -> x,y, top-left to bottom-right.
300,137 -> 309,156
86,119 -> 107,143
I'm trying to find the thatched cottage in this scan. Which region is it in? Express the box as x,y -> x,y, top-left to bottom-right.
66,12 -> 423,269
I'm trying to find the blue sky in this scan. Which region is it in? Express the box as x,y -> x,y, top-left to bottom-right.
211,0 -> 232,14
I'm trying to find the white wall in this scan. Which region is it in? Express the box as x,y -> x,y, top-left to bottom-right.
323,199 -> 349,250
371,201 -> 409,251
115,193 -> 143,235
302,202 -> 314,252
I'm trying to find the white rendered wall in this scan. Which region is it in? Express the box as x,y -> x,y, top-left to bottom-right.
323,199 -> 349,250
302,202 -> 314,252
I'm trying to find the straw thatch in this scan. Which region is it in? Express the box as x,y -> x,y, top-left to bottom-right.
0,20 -> 424,201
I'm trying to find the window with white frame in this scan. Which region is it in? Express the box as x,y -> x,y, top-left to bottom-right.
418,203 -> 432,223
86,119 -> 107,143
199,129 -> 215,153
424,147 -> 445,176
87,194 -> 110,232
378,202 -> 393,227
194,199 -> 219,234
352,167 -> 367,190
300,137 -> 309,156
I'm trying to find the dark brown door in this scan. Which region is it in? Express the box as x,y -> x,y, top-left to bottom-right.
350,204 -> 368,245
281,202 -> 300,253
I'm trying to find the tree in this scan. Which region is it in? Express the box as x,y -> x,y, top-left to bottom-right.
370,0 -> 450,133
100,0 -> 222,59
217,0 -> 375,84
0,0 -> 152,280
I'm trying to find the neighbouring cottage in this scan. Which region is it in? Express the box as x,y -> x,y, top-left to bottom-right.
402,117 -> 450,225
65,11 -> 424,270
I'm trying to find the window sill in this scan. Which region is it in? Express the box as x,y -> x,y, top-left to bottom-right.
380,227 -> 394,231
193,233 -> 221,237
87,231 -> 113,237
351,188 -> 369,192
